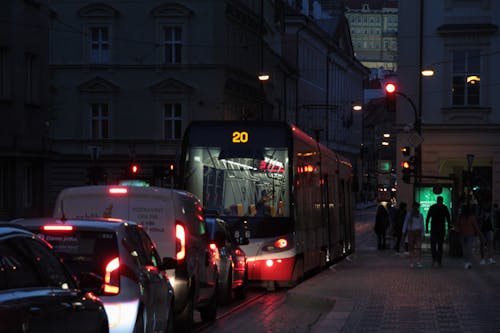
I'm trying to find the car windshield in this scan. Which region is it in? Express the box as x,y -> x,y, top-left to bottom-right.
36,230 -> 118,279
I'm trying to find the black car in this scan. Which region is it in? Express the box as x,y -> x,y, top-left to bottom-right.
0,224 -> 109,333
11,217 -> 176,333
205,215 -> 249,305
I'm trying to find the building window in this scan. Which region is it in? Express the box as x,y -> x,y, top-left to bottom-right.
163,26 -> 182,64
0,48 -> 9,99
0,161 -> 6,210
90,27 -> 110,64
91,103 -> 109,139
452,50 -> 480,106
23,165 -> 33,208
164,103 -> 182,140
25,53 -> 40,105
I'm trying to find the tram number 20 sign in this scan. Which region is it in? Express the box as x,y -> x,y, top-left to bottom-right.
232,131 -> 249,143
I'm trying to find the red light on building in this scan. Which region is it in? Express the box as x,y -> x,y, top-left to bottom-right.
385,82 -> 397,94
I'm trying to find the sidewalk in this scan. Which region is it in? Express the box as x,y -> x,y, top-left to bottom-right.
287,208 -> 500,333
355,200 -> 378,210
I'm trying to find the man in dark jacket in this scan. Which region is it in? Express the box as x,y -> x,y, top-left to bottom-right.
426,196 -> 451,267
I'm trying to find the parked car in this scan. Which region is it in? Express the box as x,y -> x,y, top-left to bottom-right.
11,217 -> 175,333
52,185 -> 219,332
205,213 -> 249,305
0,224 -> 109,333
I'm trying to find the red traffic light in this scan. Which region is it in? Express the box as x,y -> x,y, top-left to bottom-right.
401,160 -> 411,169
130,163 -> 140,174
385,82 -> 397,94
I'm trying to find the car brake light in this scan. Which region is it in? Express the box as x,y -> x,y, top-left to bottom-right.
176,223 -> 186,261
209,242 -> 220,261
42,225 -> 74,232
274,238 -> 288,249
104,257 -> 120,295
108,187 -> 128,195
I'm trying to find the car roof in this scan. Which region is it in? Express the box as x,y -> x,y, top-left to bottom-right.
58,185 -> 199,200
11,217 -> 139,232
0,223 -> 36,237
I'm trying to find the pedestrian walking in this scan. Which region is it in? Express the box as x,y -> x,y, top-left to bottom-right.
457,205 -> 483,269
374,204 -> 390,250
392,202 -> 407,254
402,202 -> 425,268
425,196 -> 451,267
478,205 -> 496,265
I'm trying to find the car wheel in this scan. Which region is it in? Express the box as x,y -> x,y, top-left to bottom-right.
132,308 -> 146,333
218,271 -> 232,305
234,274 -> 247,300
174,294 -> 193,333
199,285 -> 217,323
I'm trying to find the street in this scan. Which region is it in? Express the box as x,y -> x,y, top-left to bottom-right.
197,205 -> 500,332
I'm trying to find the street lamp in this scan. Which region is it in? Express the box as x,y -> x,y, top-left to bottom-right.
258,73 -> 270,81
421,68 -> 435,77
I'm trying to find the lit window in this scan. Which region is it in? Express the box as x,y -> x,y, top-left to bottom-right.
452,50 -> 480,106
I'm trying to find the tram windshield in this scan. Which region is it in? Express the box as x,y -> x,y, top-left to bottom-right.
183,146 -> 290,218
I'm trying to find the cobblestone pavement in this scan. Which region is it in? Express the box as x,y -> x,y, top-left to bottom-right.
295,207 -> 500,333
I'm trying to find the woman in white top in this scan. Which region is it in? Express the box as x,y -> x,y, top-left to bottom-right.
403,202 -> 425,268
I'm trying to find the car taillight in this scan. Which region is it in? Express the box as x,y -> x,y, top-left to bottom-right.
209,242 -> 220,261
42,225 -> 74,232
176,223 -> 186,261
104,257 -> 120,295
108,187 -> 128,195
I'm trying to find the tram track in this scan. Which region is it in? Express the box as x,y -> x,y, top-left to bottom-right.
193,289 -> 282,332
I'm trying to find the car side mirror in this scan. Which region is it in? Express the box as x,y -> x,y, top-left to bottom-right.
159,257 -> 177,270
79,272 -> 103,294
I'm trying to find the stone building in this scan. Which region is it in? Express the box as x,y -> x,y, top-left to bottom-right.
0,0 -> 51,219
0,1 -> 367,217
397,0 -> 500,212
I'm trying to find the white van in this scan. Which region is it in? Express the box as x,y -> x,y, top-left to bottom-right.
53,185 -> 218,332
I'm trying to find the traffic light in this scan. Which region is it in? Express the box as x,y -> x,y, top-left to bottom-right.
129,163 -> 141,177
401,155 -> 417,184
401,160 -> 411,184
154,161 -> 176,180
384,82 -> 397,112
400,146 -> 410,156
168,162 -> 175,176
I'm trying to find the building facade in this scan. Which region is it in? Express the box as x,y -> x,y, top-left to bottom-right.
0,0 -> 51,219
397,0 -> 500,214
23,0 -> 367,214
344,0 -> 398,70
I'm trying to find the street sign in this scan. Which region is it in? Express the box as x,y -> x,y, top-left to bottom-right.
408,132 -> 424,148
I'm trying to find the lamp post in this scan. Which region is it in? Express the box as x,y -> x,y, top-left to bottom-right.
466,154 -> 474,205
258,0 -> 269,120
